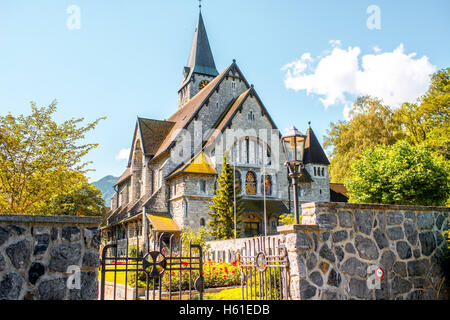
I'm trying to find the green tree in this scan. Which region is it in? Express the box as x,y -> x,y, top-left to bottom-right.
42,175 -> 105,216
324,96 -> 403,183
0,100 -> 105,215
181,226 -> 211,254
207,154 -> 243,240
394,68 -> 450,160
346,141 -> 449,206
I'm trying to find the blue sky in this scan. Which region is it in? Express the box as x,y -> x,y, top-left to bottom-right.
1,0 -> 449,182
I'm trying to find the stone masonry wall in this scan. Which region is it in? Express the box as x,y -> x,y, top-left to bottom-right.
279,202 -> 449,300
0,214 -> 102,300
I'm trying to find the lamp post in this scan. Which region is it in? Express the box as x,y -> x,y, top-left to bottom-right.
281,126 -> 306,225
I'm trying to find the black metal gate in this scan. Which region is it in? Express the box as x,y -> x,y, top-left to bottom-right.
238,236 -> 289,300
100,232 -> 204,300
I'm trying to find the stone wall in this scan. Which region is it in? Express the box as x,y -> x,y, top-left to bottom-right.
0,214 -> 102,300
279,202 -> 449,300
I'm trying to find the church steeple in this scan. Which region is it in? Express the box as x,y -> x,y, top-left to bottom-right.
185,10 -> 218,78
178,9 -> 219,108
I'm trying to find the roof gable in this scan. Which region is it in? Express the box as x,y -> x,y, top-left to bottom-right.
204,86 -> 279,148
151,61 -> 250,161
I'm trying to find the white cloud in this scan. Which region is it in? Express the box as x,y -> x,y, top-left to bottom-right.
282,43 -> 436,114
373,45 -> 381,53
329,40 -> 342,48
116,148 -> 130,161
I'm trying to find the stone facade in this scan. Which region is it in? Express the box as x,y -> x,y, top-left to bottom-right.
0,214 -> 102,300
279,202 -> 449,300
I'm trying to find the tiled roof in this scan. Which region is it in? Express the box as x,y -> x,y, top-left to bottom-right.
303,127 -> 330,165
114,168 -> 131,186
137,118 -> 175,156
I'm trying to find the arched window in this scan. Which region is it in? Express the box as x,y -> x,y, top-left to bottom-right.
234,170 -> 242,193
245,171 -> 257,195
261,174 -> 272,195
200,218 -> 205,227
199,180 -> 206,194
321,167 -> 325,176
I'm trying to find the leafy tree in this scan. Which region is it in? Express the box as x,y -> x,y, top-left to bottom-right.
181,226 -> 211,254
42,175 -> 105,216
394,68 -> 450,160
324,96 -> 403,183
0,100 -> 104,215
207,154 -> 243,240
346,141 -> 449,206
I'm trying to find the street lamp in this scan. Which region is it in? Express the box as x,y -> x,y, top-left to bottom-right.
281,126 -> 306,225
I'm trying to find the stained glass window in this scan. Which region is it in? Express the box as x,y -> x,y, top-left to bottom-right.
245,171 -> 256,195
261,174 -> 272,195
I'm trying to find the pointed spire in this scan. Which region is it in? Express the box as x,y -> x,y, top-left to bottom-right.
184,10 -> 218,79
303,126 -> 330,165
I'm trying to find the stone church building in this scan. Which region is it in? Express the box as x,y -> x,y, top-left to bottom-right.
103,10 -> 332,251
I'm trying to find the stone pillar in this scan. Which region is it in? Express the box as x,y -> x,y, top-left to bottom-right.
278,224 -> 323,300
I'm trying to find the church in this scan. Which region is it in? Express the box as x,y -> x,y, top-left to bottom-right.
103,9 -> 333,251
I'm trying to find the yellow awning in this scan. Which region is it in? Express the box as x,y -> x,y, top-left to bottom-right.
147,214 -> 181,233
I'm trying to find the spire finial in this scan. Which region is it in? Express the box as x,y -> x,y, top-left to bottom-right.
308,121 -> 311,128
199,0 -> 202,10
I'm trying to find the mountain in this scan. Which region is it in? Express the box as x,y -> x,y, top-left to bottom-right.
92,175 -> 118,207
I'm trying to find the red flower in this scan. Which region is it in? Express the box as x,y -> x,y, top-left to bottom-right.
232,270 -> 236,274
212,267 -> 215,270
224,267 -> 228,273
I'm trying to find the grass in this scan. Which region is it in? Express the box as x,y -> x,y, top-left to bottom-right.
203,287 -> 242,300
99,264 -> 142,285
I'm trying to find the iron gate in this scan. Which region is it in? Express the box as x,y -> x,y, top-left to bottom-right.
238,236 -> 290,300
100,232 -> 204,300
